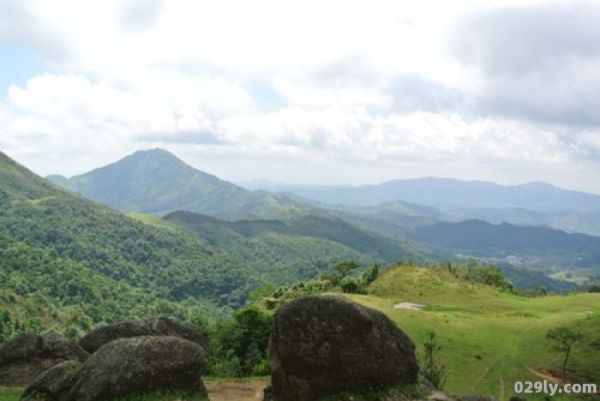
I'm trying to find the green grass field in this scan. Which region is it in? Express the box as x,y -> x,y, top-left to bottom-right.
347,265 -> 600,401
0,388 -> 20,401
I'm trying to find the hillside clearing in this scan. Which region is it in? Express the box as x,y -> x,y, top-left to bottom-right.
347,265 -> 600,401
393,302 -> 426,311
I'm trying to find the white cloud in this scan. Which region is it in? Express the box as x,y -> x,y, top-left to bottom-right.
0,0 -> 599,192
453,1 -> 600,125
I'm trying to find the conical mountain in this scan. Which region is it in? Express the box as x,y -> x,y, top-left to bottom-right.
50,148 -> 306,218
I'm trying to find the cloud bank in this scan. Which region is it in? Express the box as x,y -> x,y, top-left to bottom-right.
0,0 -> 599,192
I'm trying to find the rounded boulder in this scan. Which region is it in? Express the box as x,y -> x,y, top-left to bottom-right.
20,360 -> 81,401
269,295 -> 418,401
79,316 -> 206,353
68,335 -> 207,401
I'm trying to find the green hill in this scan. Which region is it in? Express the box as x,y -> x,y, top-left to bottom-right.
0,150 -> 262,309
347,265 -> 600,400
163,211 -> 425,283
48,148 -> 309,219
0,234 -> 216,341
445,207 -> 600,238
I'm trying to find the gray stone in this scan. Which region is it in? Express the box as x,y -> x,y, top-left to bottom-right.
269,295 -> 418,401
68,335 -> 207,401
79,316 -> 206,353
20,360 -> 81,401
0,333 -> 88,387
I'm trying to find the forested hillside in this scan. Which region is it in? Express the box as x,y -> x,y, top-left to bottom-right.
1,151 -> 423,318
0,151 -> 260,309
163,211 -> 424,283
0,234 -> 215,341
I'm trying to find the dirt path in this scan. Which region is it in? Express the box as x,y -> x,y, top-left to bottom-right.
205,380 -> 267,401
525,366 -> 564,384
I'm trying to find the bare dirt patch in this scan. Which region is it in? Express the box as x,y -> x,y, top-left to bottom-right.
205,380 -> 267,401
393,302 -> 426,311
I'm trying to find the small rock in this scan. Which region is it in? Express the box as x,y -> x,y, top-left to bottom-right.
0,332 -> 88,387
20,360 -> 81,401
428,391 -> 454,401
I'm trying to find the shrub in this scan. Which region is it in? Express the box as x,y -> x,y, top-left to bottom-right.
340,276 -> 361,294
421,331 -> 447,389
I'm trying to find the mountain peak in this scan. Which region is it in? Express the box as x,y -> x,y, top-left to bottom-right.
84,148 -> 195,178
49,148 -> 305,217
132,147 -> 175,157
126,148 -> 183,163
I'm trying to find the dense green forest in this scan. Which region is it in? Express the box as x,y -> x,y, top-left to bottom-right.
163,211 -> 423,283
0,234 -> 215,342
0,151 -> 264,308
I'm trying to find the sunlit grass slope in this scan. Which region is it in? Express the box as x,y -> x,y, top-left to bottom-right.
348,265 -> 600,401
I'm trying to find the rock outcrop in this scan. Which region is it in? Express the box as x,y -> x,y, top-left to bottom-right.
21,360 -> 81,401
68,336 -> 207,401
268,295 -> 418,401
0,332 -> 88,387
79,316 -> 206,353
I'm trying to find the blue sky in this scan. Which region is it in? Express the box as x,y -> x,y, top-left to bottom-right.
0,43 -> 46,93
1,0 -> 600,194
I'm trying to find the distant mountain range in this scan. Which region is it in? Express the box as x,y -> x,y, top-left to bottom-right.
48,149 -> 308,219
34,147 -> 600,287
244,178 -> 600,236
244,177 -> 600,211
410,219 -> 600,275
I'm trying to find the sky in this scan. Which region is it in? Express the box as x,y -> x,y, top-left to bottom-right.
1,0 -> 600,193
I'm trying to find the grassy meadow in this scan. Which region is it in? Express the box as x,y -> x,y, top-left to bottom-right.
349,265 -> 600,400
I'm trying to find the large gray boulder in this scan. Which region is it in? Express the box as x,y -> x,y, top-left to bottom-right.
79,316 -> 205,353
67,336 -> 207,401
0,332 -> 88,387
20,360 -> 81,401
268,295 -> 418,401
